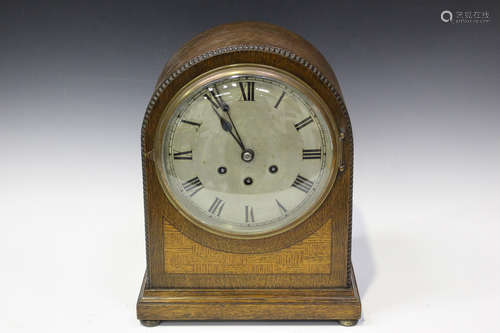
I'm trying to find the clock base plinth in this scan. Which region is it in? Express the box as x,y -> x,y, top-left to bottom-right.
137,270 -> 361,323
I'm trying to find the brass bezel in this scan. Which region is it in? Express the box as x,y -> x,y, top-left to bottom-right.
153,64 -> 342,240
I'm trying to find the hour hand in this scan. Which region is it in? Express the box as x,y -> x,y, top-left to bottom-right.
208,104 -> 245,151
219,115 -> 232,133
205,89 -> 228,111
206,102 -> 229,130
211,89 -> 229,111
211,85 -> 245,148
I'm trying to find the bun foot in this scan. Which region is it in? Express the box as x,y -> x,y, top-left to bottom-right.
338,320 -> 358,327
141,320 -> 161,327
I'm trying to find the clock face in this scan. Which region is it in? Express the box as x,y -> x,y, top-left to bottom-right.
155,65 -> 338,237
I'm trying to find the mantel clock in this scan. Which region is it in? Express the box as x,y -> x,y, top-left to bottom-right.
137,22 -> 361,326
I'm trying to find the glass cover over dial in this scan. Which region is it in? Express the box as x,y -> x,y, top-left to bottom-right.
155,66 -> 337,237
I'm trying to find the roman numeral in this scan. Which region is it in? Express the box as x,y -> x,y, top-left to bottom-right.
208,197 -> 225,216
173,150 -> 192,160
274,91 -> 285,108
182,177 -> 204,197
204,87 -> 224,109
204,93 -> 219,109
292,175 -> 314,193
181,119 -> 201,127
239,82 -> 255,101
294,116 -> 313,131
245,205 -> 255,222
275,199 -> 287,215
302,148 -> 322,159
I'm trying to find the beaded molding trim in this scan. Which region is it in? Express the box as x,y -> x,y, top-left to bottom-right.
141,45 -> 354,287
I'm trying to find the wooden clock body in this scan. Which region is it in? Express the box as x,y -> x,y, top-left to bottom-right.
137,22 -> 361,326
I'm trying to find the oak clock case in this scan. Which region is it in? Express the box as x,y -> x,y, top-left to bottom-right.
137,22 -> 361,326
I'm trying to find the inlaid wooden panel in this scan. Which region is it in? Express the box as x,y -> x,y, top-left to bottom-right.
164,219 -> 332,274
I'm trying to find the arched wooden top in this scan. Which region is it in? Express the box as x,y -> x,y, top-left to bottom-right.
155,22 -> 343,98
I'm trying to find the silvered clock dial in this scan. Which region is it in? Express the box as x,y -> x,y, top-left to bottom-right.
154,65 -> 339,237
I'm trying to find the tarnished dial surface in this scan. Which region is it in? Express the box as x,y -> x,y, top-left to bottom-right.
157,70 -> 336,237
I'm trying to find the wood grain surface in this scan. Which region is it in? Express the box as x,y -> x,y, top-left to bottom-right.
164,219 -> 332,274
137,270 -> 361,321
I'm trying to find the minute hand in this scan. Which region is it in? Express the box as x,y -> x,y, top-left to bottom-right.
211,86 -> 246,150
223,107 -> 244,149
209,104 -> 245,151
